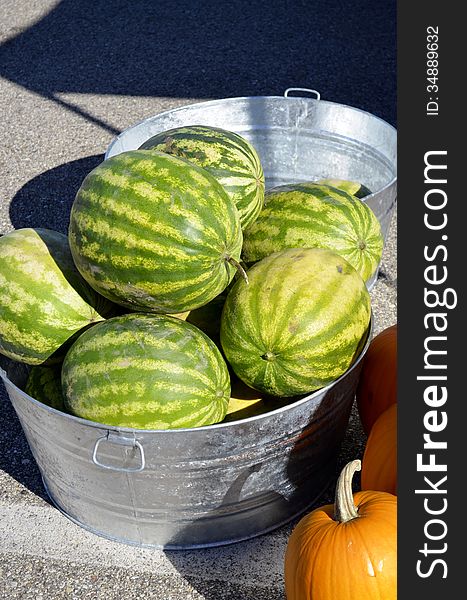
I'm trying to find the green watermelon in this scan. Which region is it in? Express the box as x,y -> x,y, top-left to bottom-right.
0,228 -> 113,365
317,178 -> 372,198
220,248 -> 371,397
69,150 -> 244,314
139,125 -> 265,229
62,313 -> 230,429
25,364 -> 65,411
242,183 -> 383,283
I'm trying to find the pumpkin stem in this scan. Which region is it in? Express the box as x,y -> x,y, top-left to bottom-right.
225,256 -> 249,284
333,459 -> 361,523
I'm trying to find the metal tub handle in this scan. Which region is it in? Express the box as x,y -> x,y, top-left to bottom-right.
284,87 -> 321,100
92,432 -> 145,473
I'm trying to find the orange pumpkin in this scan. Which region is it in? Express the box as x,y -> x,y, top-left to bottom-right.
361,403 -> 397,495
284,460 -> 397,600
356,324 -> 397,435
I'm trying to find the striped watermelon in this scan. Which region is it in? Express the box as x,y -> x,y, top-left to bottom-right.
317,178 -> 372,198
62,313 -> 230,429
25,364 -> 65,411
139,125 -> 265,229
69,150 -> 243,314
0,228 -> 113,365
242,183 -> 383,283
220,248 -> 371,397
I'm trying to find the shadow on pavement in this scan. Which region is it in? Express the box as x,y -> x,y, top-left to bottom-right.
8,155 -> 103,233
0,0 -> 396,128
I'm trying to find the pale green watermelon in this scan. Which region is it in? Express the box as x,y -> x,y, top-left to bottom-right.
0,228 -> 112,365
221,248 -> 371,397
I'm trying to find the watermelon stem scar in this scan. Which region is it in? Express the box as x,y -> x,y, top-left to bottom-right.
225,255 -> 249,284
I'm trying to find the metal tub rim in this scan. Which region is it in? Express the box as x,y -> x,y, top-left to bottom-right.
0,317 -> 372,435
105,93 -> 397,197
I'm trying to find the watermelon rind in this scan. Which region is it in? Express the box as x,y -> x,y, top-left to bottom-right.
242,182 -> 383,283
69,150 -> 243,314
0,228 -> 113,365
139,125 -> 265,229
220,247 -> 371,397
62,313 -> 231,430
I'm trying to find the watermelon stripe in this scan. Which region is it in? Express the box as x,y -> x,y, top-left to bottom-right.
243,183 -> 382,282
109,154 -> 230,231
72,380 -> 213,407
139,126 -> 264,229
247,250 -> 300,348
272,276 -> 346,351
223,287 -> 261,352
0,228 -> 110,365
70,216 -> 221,273
79,258 -> 230,312
61,318 -> 201,352
282,322 -> 366,372
69,150 -> 243,313
1,318 -> 61,357
0,300 -> 88,343
62,314 -> 230,430
66,358 -> 216,389
220,248 -> 371,397
0,249 -> 99,324
76,188 -> 211,249
142,126 -> 258,168
206,167 -> 258,179
80,160 -> 233,240
279,270 -> 366,354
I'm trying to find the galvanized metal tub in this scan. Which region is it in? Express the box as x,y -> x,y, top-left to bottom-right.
0,321 -> 371,549
106,88 -> 397,289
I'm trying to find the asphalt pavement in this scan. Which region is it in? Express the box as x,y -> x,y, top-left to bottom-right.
0,1 -> 396,598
